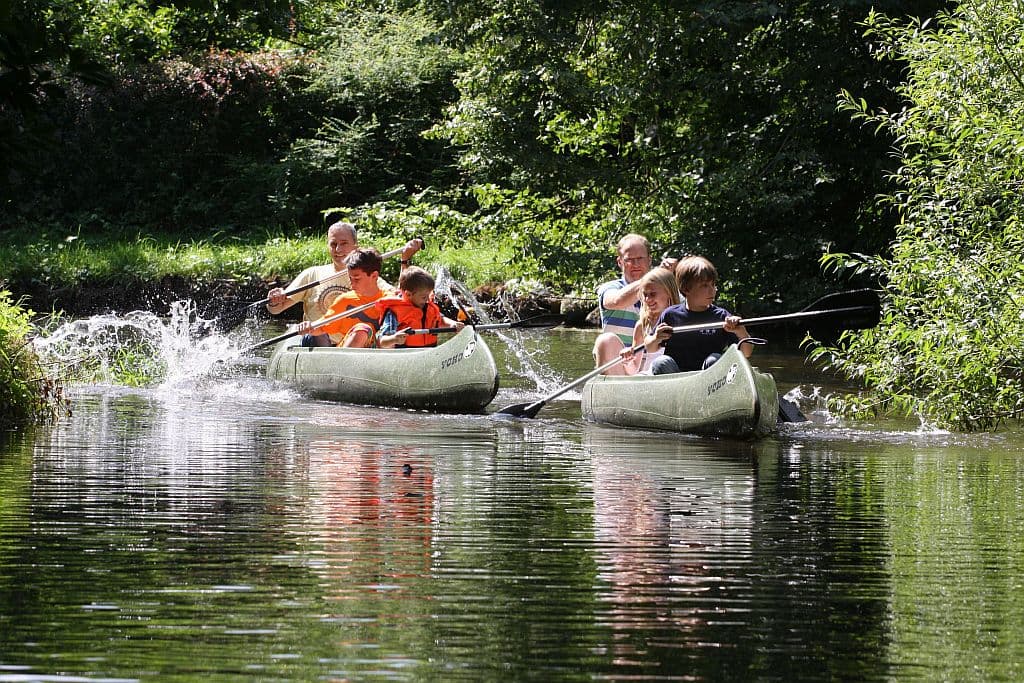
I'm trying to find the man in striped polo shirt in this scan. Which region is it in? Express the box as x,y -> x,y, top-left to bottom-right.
592,233 -> 652,368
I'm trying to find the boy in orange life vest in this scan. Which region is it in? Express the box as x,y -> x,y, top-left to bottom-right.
376,266 -> 464,348
296,248 -> 392,347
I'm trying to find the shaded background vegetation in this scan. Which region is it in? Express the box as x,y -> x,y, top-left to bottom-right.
2,0 -> 948,302
10,0 -> 1024,430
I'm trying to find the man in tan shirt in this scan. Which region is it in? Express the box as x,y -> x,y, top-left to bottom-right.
266,221 -> 421,346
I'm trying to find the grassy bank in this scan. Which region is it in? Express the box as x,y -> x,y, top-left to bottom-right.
0,224 -> 531,317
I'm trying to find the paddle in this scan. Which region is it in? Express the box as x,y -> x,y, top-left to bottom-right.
665,289 -> 881,336
495,289 -> 881,420
201,239 -> 425,337
400,313 -> 564,336
222,238 -> 425,321
236,299 -> 380,355
495,341 -> 645,418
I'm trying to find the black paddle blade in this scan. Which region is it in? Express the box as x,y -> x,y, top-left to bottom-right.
740,289 -> 881,346
494,401 -> 544,418
778,395 -> 808,423
511,313 -> 565,329
801,288 -> 881,330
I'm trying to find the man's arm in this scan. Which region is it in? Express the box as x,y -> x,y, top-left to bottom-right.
266,268 -> 317,315
600,279 -> 644,310
399,238 -> 424,269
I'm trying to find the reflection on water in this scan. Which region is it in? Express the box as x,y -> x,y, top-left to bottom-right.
589,430 -> 757,671
3,328 -> 1024,679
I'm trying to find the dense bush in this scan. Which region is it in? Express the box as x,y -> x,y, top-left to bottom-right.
0,291 -> 67,430
4,49 -> 310,231
424,0 -> 949,305
1,1 -> 959,312
273,9 -> 462,219
814,0 -> 1024,430
2,8 -> 462,233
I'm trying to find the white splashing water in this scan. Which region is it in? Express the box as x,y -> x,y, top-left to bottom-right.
32,300 -> 260,392
783,385 -> 836,424
433,267 -> 565,393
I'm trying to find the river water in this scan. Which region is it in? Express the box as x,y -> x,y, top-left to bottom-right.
3,317 -> 1024,681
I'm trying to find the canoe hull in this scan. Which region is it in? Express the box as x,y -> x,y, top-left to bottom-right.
267,326 -> 499,412
580,344 -> 779,438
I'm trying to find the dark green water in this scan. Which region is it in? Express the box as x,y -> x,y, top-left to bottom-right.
3,327 -> 1024,681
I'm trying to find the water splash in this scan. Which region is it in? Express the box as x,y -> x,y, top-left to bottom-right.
33,300 -> 258,391
433,268 -> 564,393
783,385 -> 836,424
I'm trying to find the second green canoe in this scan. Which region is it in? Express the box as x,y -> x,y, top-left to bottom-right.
580,344 -> 779,438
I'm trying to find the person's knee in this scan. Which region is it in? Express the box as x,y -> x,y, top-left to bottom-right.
651,355 -> 680,375
593,332 -> 623,364
342,323 -> 375,348
301,333 -> 332,347
593,332 -> 620,352
702,353 -> 722,370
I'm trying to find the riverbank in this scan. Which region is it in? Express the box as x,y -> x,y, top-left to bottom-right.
10,272 -> 598,330
0,227 -> 599,327
0,292 -> 69,429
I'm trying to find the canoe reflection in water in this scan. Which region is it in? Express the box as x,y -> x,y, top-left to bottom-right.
586,426 -> 762,667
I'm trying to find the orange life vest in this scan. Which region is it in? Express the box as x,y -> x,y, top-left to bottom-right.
377,296 -> 445,347
319,289 -> 387,341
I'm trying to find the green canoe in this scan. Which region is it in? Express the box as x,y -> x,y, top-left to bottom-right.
266,326 -> 499,412
580,344 -> 779,438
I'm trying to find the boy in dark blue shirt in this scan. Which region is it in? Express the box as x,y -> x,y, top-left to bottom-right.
652,256 -> 752,374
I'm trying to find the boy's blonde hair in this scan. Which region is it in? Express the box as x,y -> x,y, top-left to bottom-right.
398,265 -> 435,293
674,255 -> 718,292
638,267 -> 681,329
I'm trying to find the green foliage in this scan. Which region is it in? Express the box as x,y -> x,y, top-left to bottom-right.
817,0 -> 1024,430
0,0 -> 112,176
0,226 -> 322,287
275,8 -> 461,218
0,218 -> 506,296
424,0 -> 948,306
4,49 -> 312,230
78,0 -> 180,64
4,6 -> 461,232
325,193 -> 508,285
0,291 -> 68,430
2,0 -> 961,320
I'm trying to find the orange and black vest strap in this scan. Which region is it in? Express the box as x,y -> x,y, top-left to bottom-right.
377,296 -> 444,347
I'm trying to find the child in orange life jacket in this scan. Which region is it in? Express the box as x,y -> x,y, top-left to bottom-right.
376,266 -> 464,348
296,248 -> 392,348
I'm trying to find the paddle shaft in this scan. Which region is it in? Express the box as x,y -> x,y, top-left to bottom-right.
239,299 -> 380,353
669,304 -> 876,334
402,324 -> 492,335
401,315 -> 564,336
507,341 -> 646,417
246,239 -> 422,312
271,243 -> 411,303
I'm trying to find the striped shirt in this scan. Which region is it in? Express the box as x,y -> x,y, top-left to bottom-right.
597,278 -> 641,345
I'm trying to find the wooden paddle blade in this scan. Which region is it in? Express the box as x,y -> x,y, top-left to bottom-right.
494,401 -> 544,418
